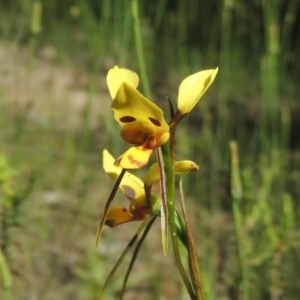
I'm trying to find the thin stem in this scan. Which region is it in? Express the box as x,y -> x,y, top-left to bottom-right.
130,0 -> 152,98
156,147 -> 169,255
130,1 -> 195,297
229,141 -> 250,299
121,215 -> 157,299
179,181 -> 205,299
96,169 -> 126,246
98,217 -> 154,300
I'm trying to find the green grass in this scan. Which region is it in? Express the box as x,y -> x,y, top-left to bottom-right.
0,0 -> 300,299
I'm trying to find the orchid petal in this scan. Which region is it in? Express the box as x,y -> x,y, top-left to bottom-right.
114,146 -> 153,169
112,83 -> 169,135
105,207 -> 135,227
103,149 -> 145,200
177,67 -> 218,114
107,66 -> 139,99
106,206 -> 152,227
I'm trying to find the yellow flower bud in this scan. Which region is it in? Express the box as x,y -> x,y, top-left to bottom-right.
145,160 -> 199,187
173,160 -> 200,174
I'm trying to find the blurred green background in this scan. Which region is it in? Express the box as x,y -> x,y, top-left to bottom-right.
0,0 -> 299,299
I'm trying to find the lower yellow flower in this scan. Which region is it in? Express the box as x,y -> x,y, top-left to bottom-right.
103,149 -> 159,227
103,149 -> 200,226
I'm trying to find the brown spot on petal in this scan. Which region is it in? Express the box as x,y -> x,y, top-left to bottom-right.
148,117 -> 161,126
128,154 -> 145,168
120,116 -> 136,123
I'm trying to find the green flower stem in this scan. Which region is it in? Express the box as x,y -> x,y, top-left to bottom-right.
130,0 -> 152,99
161,142 -> 196,299
179,181 -> 205,299
130,0 -> 194,297
156,147 -> 169,255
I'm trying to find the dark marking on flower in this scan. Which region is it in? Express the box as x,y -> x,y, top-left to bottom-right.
120,116 -> 136,123
148,117 -> 161,126
128,154 -> 144,168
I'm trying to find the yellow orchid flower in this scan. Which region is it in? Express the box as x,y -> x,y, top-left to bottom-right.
107,67 -> 170,169
103,149 -> 159,227
177,67 -> 219,115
